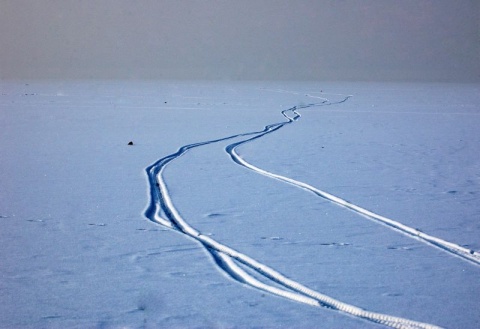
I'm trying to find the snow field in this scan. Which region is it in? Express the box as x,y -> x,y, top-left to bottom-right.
1,80 -> 479,328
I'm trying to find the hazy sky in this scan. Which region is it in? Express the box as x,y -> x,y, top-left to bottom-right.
1,0 -> 478,81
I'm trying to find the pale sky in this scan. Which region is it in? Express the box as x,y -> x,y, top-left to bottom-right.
1,0 -> 478,81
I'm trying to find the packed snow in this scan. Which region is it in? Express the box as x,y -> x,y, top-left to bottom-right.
1,80 -> 479,328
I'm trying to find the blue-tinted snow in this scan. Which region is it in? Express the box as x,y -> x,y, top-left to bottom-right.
0,80 -> 479,328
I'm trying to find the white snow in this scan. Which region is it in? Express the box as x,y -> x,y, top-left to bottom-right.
1,80 -> 479,328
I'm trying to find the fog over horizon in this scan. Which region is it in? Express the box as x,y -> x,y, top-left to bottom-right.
1,0 -> 479,82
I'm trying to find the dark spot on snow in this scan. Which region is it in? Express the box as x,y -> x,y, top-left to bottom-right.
447,190 -> 457,194
207,213 -> 224,218
88,223 -> 106,226
320,242 -> 351,247
164,101 -> 167,104
387,245 -> 412,251
0,215 -> 8,218
128,141 -> 134,145
470,250 -> 475,255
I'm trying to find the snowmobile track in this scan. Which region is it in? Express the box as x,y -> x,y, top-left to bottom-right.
144,90 -> 476,328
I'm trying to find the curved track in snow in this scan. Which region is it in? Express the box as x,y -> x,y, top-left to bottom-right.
144,93 -> 477,328
227,125 -> 480,267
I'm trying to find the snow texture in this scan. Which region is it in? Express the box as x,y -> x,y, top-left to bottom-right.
1,80 -> 479,328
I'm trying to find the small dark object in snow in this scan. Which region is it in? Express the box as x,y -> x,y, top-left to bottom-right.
128,141 -> 134,145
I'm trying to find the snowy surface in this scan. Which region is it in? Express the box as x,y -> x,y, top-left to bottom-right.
1,80 -> 479,328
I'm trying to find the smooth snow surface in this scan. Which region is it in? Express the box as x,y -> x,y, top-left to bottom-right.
1,81 -> 479,328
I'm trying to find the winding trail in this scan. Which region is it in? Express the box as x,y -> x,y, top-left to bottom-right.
144,91 -> 477,328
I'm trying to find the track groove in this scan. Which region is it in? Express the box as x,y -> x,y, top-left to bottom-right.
142,92 -> 467,328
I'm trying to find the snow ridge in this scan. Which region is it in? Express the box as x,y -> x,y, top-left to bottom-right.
144,95 -> 447,328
